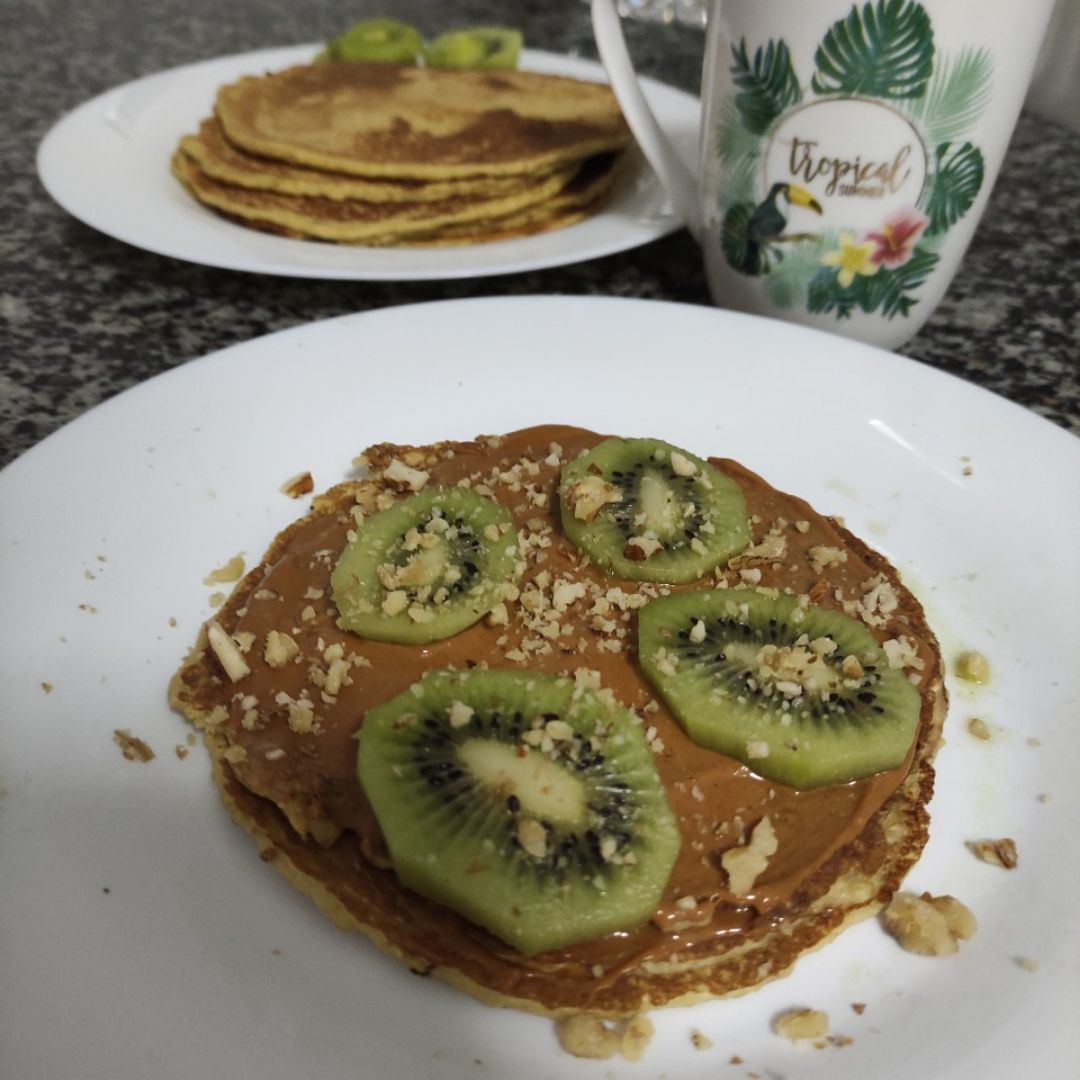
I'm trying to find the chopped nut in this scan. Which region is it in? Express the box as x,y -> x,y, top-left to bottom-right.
202,553 -> 245,585
967,716 -> 991,740
264,630 -> 299,669
448,701 -> 474,729
689,1028 -> 713,1051
619,1015 -> 654,1063
567,475 -> 622,522
1015,956 -> 1039,972
280,471 -> 314,499
773,1008 -> 829,1041
554,1015 -> 622,1060
808,545 -> 847,574
955,650 -> 991,684
966,837 -> 1018,869
113,729 -> 155,763
206,621 -> 250,682
624,536 -> 663,561
721,816 -> 778,897
383,458 -> 429,492
881,891 -> 976,955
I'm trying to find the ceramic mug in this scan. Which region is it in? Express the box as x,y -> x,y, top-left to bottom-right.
592,0 -> 1056,348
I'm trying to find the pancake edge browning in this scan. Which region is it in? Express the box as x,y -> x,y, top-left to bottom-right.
170,430 -> 946,1018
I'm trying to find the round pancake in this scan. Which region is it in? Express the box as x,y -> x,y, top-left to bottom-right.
170,148 -> 580,243
214,62 -> 633,180
170,426 -> 946,1017
181,117 -> 573,203
171,150 -> 621,246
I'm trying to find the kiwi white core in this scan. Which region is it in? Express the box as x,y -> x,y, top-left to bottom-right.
456,739 -> 586,827
637,472 -> 681,538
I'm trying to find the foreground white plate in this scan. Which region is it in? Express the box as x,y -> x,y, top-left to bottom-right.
36,45 -> 697,280
2,297 -> 1078,1079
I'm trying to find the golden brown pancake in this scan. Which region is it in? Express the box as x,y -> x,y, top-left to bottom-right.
214,62 -> 633,180
171,150 -> 620,246
180,117 -> 574,203
170,426 -> 945,1017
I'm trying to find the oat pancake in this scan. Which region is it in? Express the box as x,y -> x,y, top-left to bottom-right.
181,117 -> 570,203
171,150 -> 619,246
170,148 -> 580,244
170,426 -> 945,1017
214,62 -> 633,180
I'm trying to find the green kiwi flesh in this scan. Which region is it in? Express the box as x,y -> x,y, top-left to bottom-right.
559,438 -> 750,584
357,669 -> 681,956
330,487 -> 520,646
638,589 -> 921,788
326,18 -> 424,64
423,27 -> 523,70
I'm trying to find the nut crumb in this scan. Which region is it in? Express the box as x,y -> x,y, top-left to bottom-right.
721,816 -> 778,897
174,744 -> 189,760
773,1008 -> 829,1041
689,1028 -> 713,1051
954,650 -> 991,684
967,716 -> 991,740
554,1014 -> 654,1062
881,891 -> 976,955
850,1002 -> 866,1015
280,471 -> 314,499
203,554 -> 245,586
966,837 -> 1018,869
41,682 -> 53,693
1015,956 -> 1039,972
113,729 -> 155,763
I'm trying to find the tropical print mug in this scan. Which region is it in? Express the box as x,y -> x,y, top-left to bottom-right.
592,0 -> 1056,348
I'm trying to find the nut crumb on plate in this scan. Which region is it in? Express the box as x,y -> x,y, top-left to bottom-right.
881,891 -> 976,956
773,1008 -> 829,1041
966,837 -> 1018,869
113,729 -> 155,763
554,1014 -> 654,1062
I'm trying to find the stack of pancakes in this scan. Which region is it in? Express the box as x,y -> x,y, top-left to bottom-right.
172,62 -> 633,246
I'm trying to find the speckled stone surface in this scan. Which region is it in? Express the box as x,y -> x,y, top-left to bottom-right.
1,0 -> 1077,471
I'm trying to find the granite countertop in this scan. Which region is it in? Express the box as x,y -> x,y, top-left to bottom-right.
2,0 -> 1078,471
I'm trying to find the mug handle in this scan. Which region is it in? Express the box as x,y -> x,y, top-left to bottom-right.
591,0 -> 705,241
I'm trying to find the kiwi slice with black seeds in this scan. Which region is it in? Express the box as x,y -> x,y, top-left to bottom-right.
331,487 -> 520,645
358,669 -> 681,956
559,438 -> 750,584
638,589 -> 921,788
325,18 -> 424,64
423,27 -> 523,70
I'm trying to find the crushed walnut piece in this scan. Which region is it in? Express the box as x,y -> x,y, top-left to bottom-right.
113,729 -> 155,763
773,1008 -> 829,1041
280,471 -> 314,499
554,1014 -> 654,1062
382,457 -> 430,492
202,554 -> 245,586
689,1028 -> 713,1051
881,891 -> 976,956
966,837 -> 1018,869
955,650 -> 991,684
721,816 -> 778,897
967,716 -> 992,740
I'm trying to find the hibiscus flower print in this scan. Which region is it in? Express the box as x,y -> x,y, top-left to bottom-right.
864,208 -> 929,267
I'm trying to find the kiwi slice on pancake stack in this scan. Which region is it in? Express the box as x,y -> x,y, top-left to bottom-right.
330,487 -> 520,645
358,668 -> 681,955
424,27 -> 523,70
323,18 -> 424,64
639,589 -> 921,788
559,438 -> 750,583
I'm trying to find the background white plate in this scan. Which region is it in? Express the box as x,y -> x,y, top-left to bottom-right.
36,46 -> 698,280
2,297 -> 1078,1079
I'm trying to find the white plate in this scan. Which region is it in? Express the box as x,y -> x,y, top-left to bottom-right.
36,45 -> 698,280
2,297 -> 1078,1079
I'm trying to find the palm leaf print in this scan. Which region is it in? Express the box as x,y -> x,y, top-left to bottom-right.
812,0 -> 934,99
730,38 -> 802,135
925,141 -> 984,234
906,47 -> 993,146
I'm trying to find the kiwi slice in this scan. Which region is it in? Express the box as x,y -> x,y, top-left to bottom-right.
559,438 -> 750,584
358,669 -> 681,956
325,18 -> 424,64
638,589 -> 921,788
330,487 -> 520,645
423,27 -> 523,70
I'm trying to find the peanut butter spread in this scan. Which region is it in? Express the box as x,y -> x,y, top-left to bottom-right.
174,425 -> 943,1012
